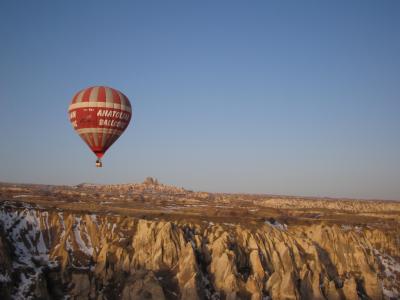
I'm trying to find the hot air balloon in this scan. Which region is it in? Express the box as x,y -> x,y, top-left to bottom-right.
68,86 -> 132,167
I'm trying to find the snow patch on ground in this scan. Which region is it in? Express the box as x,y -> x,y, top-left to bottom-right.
90,214 -> 98,225
265,219 -> 287,231
374,249 -> 400,300
13,195 -> 39,198
57,212 -> 73,252
222,223 -> 235,227
0,273 -> 11,282
341,225 -> 363,233
73,216 -> 94,256
1,209 -> 49,264
341,225 -> 352,231
0,208 -> 58,299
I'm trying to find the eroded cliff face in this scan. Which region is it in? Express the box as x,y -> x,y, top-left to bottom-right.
0,204 -> 399,300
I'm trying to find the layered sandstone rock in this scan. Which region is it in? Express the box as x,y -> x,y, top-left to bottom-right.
0,205 -> 399,299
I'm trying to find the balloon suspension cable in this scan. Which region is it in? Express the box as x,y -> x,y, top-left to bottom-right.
96,158 -> 103,168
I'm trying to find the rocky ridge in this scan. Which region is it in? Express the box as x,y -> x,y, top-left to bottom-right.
0,203 -> 399,300
0,181 -> 399,299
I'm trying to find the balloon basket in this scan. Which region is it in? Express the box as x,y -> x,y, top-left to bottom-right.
96,159 -> 102,168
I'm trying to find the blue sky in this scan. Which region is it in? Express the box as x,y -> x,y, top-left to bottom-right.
0,1 -> 399,199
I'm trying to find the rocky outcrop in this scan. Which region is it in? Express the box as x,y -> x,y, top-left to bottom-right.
0,229 -> 13,300
0,204 -> 399,300
260,197 -> 400,214
121,270 -> 166,300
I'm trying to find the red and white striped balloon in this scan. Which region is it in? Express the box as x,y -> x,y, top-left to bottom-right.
68,86 -> 132,160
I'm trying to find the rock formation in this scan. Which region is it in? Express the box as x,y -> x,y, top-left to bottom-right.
0,182 -> 399,299
0,206 -> 398,299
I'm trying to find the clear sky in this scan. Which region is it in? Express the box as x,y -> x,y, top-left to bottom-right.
1,1 -> 399,200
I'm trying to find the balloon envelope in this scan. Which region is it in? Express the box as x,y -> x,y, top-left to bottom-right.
68,86 -> 132,158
